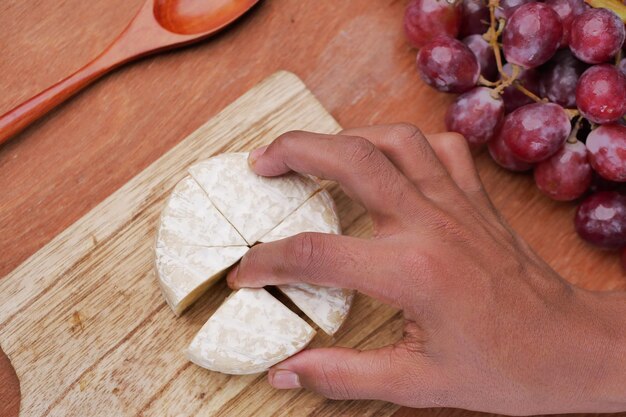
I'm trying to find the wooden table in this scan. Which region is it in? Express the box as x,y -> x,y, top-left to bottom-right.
0,1 -> 623,416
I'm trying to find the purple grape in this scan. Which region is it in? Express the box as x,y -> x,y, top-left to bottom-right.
576,65 -> 626,125
502,3 -> 563,68
445,87 -> 505,147
460,0 -> 490,37
501,103 -> 572,162
575,191 -> 626,249
404,0 -> 462,48
488,129 -> 534,171
417,36 -> 480,93
463,35 -> 498,80
569,8 -> 625,64
539,49 -> 588,108
534,140 -> 592,200
586,124 -> 626,182
544,0 -> 588,46
501,63 -> 541,113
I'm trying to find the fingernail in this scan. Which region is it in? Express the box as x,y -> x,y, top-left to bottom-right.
226,265 -> 239,289
248,146 -> 268,166
270,370 -> 301,389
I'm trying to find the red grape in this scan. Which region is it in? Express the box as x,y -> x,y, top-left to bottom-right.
404,0 -> 462,48
502,3 -> 563,68
463,35 -> 498,80
495,0 -> 534,20
586,124 -> 626,182
575,191 -> 626,248
534,140 -> 593,200
544,0 -> 587,46
539,49 -> 588,108
619,57 -> 626,76
417,36 -> 480,93
501,63 -> 541,113
501,103 -> 572,162
460,0 -> 490,37
621,248 -> 626,272
488,130 -> 534,171
445,87 -> 505,147
576,65 -> 626,125
569,8 -> 625,64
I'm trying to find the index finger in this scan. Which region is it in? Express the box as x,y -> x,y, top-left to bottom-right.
227,232 -> 409,309
248,131 -> 429,225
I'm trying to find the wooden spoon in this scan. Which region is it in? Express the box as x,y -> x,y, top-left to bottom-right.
0,0 -> 260,145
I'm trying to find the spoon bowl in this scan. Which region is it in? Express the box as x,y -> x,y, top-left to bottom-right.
154,0 -> 259,35
0,0 -> 261,145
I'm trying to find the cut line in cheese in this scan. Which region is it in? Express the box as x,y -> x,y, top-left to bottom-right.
189,153 -> 320,245
260,190 -> 355,336
186,288 -> 315,375
157,176 -> 247,249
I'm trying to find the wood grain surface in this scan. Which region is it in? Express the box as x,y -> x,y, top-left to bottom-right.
0,0 -> 624,416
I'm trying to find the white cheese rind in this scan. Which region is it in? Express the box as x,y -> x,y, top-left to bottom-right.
186,288 -> 315,374
188,153 -> 320,245
261,190 -> 354,336
156,176 -> 247,248
155,245 -> 248,316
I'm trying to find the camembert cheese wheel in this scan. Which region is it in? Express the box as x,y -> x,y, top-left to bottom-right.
155,152 -> 354,374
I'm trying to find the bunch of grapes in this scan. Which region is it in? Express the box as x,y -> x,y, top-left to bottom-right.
404,0 -> 626,268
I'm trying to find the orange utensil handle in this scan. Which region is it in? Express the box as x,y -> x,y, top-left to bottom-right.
0,43 -> 134,146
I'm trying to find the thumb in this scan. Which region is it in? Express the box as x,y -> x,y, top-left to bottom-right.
267,346 -> 426,403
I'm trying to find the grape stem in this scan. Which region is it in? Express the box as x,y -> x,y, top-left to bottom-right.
485,0 -> 509,81
479,75 -> 499,87
567,116 -> 583,144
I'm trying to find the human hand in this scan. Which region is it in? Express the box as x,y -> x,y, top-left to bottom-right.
227,124 -> 626,415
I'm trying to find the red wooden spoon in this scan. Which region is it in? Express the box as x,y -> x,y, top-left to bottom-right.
0,0 -> 260,145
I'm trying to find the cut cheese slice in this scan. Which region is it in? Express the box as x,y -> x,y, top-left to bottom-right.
157,176 -> 247,248
187,288 -> 315,374
259,189 -> 341,241
155,175 -> 250,315
156,245 -> 248,316
188,153 -> 320,245
261,190 -> 354,336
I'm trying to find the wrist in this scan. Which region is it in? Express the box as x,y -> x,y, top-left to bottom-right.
571,288 -> 626,413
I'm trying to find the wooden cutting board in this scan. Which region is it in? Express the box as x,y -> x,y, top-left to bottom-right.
0,71 -> 402,417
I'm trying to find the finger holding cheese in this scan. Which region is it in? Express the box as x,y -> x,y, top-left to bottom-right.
156,245 -> 248,315
260,190 -> 355,336
156,176 -> 247,248
189,153 -> 320,245
187,288 -> 315,375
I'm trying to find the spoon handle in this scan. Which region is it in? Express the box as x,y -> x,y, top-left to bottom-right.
0,40 -> 143,146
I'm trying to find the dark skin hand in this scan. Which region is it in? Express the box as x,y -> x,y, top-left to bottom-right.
227,124 -> 626,415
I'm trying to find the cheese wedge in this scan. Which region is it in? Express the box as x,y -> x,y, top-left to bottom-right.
189,153 -> 320,245
156,245 -> 248,316
187,288 -> 315,375
261,190 -> 354,335
156,176 -> 247,248
155,176 -> 249,315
